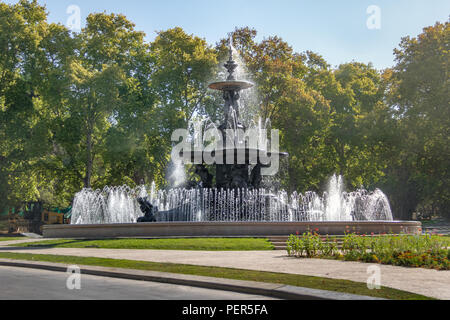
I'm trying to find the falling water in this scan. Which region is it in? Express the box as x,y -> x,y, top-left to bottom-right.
70,175 -> 394,225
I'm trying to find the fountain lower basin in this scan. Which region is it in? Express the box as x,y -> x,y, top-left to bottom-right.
43,221 -> 421,239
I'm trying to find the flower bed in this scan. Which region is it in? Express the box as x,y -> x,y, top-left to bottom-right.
287,232 -> 450,270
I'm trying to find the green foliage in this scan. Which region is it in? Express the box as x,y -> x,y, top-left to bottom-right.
224,29 -> 394,193
0,0 -> 56,208
287,232 -> 339,258
288,233 -> 450,270
382,21 -> 450,219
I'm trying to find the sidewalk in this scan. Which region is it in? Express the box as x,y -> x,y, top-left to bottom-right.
1,242 -> 449,300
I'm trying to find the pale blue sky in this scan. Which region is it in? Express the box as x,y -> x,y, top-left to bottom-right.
4,0 -> 450,69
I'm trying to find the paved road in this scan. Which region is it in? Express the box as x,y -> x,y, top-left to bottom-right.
0,266 -> 275,300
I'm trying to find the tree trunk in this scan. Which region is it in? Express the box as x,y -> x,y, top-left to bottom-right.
84,121 -> 93,189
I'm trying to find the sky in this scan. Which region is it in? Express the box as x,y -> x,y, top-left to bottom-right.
4,0 -> 450,69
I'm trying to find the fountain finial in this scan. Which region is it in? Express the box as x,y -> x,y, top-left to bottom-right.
208,34 -> 254,91
224,36 -> 238,81
228,36 -> 234,60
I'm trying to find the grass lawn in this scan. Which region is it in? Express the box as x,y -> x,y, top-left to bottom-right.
0,237 -> 27,242
0,252 -> 433,300
11,238 -> 274,251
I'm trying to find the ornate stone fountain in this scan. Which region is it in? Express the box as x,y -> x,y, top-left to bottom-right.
43,36 -> 422,238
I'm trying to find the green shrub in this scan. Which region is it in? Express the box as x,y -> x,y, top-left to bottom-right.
287,231 -> 339,259
287,233 -> 450,270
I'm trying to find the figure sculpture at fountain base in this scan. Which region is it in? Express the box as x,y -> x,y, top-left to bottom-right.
137,198 -> 157,222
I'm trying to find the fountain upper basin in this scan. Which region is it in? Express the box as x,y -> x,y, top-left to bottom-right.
209,80 -> 254,91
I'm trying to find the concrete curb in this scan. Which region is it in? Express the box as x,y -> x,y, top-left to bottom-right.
0,258 -> 384,300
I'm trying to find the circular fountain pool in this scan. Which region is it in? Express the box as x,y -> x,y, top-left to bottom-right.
69,175 -> 394,225
43,175 -> 421,238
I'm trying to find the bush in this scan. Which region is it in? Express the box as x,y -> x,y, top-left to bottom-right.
287,233 -> 450,270
287,232 -> 339,258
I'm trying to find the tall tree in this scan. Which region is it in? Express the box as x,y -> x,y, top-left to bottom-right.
384,21 -> 449,219
149,28 -> 218,185
62,13 -> 147,189
221,29 -> 392,192
327,62 -> 393,188
0,0 -> 58,208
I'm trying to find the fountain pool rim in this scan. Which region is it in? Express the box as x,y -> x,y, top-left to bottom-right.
43,221 -> 422,239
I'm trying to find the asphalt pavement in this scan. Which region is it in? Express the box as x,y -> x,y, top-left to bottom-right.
0,266 -> 276,300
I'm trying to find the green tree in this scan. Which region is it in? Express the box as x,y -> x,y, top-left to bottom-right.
384,21 -> 449,219
149,27 -> 218,185
221,29 -> 393,193
0,0 -> 58,209
58,13 -> 148,189
326,62 -> 393,188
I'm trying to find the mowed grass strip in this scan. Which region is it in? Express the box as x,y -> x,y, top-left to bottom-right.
0,252 -> 432,300
11,238 -> 274,251
0,237 -> 27,242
